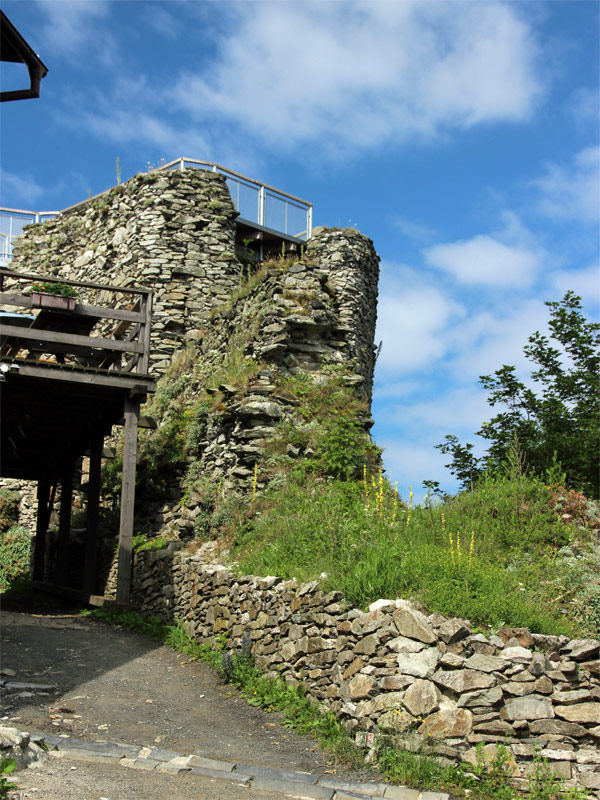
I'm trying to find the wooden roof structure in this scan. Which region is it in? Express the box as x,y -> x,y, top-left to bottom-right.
1,11 -> 49,102
0,268 -> 156,604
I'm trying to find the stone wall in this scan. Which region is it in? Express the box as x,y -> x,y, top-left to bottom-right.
9,170 -> 378,386
128,548 -> 600,796
5,169 -> 380,535
10,169 -> 242,373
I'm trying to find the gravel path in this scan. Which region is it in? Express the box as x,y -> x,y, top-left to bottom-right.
1,594 -> 401,800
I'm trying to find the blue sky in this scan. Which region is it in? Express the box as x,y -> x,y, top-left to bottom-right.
1,0 -> 599,499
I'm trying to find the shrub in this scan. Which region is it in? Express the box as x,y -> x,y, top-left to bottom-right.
0,489 -> 19,534
0,526 -> 31,591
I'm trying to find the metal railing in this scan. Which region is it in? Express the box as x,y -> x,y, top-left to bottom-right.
0,208 -> 59,263
0,159 -> 312,260
157,158 -> 313,241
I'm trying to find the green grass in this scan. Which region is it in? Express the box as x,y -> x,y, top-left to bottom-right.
232,469 -> 599,636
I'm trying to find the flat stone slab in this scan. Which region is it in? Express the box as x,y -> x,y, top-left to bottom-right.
382,786 -> 421,799
317,776 -> 385,795
188,765 -> 252,784
188,754 -> 235,771
45,735 -> 140,759
236,763 -> 318,783
250,775 -> 334,798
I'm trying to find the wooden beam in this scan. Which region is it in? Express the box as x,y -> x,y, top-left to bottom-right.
0,292 -> 146,324
114,415 -> 157,429
0,267 -> 152,296
56,461 -> 74,587
140,293 -> 152,375
83,430 -> 103,595
13,363 -> 155,390
116,397 -> 140,605
0,323 -> 144,353
32,478 -> 52,581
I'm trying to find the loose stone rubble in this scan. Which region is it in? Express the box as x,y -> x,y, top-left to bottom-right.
0,725 -> 46,769
128,552 -> 600,796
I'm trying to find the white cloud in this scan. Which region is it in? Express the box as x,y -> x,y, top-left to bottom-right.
394,216 -> 436,244
36,1 -> 543,166
34,0 -> 114,65
376,439 -> 458,499
0,169 -> 45,204
533,146 -> 600,225
550,262 -> 600,309
169,1 -> 541,154
141,4 -> 178,39
380,387 -> 490,433
78,106 -> 212,159
375,265 -> 464,373
567,87 -> 600,131
448,299 -> 550,379
424,235 -> 541,287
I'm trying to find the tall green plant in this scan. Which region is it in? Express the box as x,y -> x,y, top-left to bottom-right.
438,292 -> 600,497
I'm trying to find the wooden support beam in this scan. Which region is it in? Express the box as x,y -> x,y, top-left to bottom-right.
13,363 -> 156,391
116,397 -> 140,605
0,323 -> 144,353
32,478 -> 52,581
56,461 -> 74,586
83,430 -> 103,595
114,415 -> 156,429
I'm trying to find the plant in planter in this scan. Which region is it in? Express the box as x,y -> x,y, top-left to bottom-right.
29,281 -> 79,311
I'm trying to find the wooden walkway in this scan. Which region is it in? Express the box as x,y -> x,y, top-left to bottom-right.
0,268 -> 156,604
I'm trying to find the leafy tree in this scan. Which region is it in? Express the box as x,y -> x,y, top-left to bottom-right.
437,292 -> 600,497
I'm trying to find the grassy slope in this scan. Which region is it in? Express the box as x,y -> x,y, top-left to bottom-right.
98,258 -> 600,639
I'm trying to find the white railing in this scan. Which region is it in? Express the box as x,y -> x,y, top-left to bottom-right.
157,158 -> 312,240
0,160 -> 312,261
0,208 -> 59,263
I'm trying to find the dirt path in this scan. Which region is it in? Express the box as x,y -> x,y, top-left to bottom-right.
1,594 -> 390,798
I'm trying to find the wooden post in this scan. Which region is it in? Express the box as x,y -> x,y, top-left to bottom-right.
116,396 -> 140,605
83,430 -> 103,595
33,478 -> 51,581
139,292 -> 152,374
56,460 -> 74,587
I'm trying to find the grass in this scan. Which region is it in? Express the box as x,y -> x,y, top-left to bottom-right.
107,348 -> 600,637
231,467 -> 600,636
87,607 -> 590,799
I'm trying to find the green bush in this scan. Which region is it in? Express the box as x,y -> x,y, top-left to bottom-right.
0,526 -> 31,592
0,489 -> 19,533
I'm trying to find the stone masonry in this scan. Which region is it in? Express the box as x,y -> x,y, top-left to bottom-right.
129,549 -> 600,796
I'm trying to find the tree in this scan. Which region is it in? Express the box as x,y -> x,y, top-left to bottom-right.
437,292 -> 600,497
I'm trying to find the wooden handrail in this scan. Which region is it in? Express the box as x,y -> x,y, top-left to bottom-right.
0,292 -> 146,324
0,267 -> 152,296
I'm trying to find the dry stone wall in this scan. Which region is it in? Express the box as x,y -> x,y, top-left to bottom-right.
129,548 -> 600,795
10,170 -> 379,385
6,169 -> 380,535
10,169 -> 242,373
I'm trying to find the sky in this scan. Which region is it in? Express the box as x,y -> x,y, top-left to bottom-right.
1,0 -> 599,500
